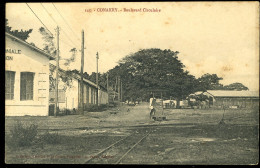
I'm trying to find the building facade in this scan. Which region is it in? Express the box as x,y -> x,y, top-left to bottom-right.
49,65 -> 108,113
5,33 -> 54,116
205,90 -> 259,109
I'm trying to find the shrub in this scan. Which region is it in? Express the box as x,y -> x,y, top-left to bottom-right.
40,130 -> 61,144
9,121 -> 38,147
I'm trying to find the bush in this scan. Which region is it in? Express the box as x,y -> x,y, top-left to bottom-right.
40,130 -> 61,144
9,121 -> 38,147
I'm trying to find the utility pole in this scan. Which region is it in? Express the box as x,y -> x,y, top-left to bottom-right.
114,77 -> 117,102
121,81 -> 123,102
107,73 -> 109,104
54,26 -> 59,117
118,76 -> 121,102
80,30 -> 84,115
96,52 -> 99,106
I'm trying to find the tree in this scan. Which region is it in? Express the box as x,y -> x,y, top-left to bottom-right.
223,82 -> 249,91
39,27 -> 56,56
39,27 -> 75,91
64,48 -> 77,66
39,27 -> 57,91
88,72 -> 97,83
87,72 -> 107,89
196,73 -> 224,91
6,19 -> 33,41
107,48 -> 197,101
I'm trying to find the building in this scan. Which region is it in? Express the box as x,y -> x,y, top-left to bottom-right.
49,64 -> 108,113
5,32 -> 55,116
204,90 -> 259,108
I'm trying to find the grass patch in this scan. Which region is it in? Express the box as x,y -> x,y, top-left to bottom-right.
85,104 -> 108,112
6,121 -> 62,150
40,130 -> 61,144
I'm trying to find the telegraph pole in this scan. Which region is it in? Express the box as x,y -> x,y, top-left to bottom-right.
54,26 -> 59,117
114,77 -> 117,102
106,73 -> 109,91
118,76 -> 121,102
121,81 -> 123,102
80,30 -> 84,115
96,52 -> 99,106
107,73 -> 109,104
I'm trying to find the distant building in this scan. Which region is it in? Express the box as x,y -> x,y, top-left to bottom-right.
107,86 -> 119,104
5,32 -> 55,116
204,90 -> 259,108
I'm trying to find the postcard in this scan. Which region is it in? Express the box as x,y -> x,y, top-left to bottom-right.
5,2 -> 259,164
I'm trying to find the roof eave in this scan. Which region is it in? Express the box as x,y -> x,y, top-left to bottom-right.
6,32 -> 55,60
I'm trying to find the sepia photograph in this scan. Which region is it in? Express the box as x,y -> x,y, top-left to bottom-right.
5,2 -> 259,164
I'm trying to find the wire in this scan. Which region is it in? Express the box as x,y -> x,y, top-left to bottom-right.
40,3 -> 59,26
30,3 -> 95,72
52,3 -> 81,41
40,3 -> 78,48
61,29 -> 79,47
60,39 -> 76,48
26,3 -> 54,37
52,6 -> 95,69
27,3 -> 81,67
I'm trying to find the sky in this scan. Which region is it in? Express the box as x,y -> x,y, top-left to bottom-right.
6,2 -> 259,91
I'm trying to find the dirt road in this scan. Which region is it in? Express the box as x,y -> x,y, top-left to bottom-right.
5,103 -> 259,164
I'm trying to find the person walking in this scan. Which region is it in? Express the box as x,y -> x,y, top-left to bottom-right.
149,94 -> 156,119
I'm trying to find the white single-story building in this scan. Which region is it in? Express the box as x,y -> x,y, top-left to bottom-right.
5,32 -> 55,116
206,90 -> 259,108
193,90 -> 259,109
49,64 -> 108,113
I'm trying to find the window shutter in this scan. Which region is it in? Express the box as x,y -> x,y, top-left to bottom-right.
20,73 -> 26,100
10,72 -> 15,99
5,72 -> 10,99
5,71 -> 15,100
27,73 -> 34,100
20,72 -> 34,100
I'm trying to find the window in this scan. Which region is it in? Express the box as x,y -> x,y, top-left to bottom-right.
5,71 -> 15,100
20,72 -> 34,100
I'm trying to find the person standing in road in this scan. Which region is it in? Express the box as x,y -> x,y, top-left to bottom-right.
149,94 -> 156,119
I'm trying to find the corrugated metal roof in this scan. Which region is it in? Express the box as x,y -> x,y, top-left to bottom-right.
206,90 -> 259,98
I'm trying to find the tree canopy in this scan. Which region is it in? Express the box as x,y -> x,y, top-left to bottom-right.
6,19 -> 33,41
106,48 -> 198,101
223,82 -> 249,91
39,26 -> 77,91
39,27 -> 56,56
102,49 -> 250,102
196,73 -> 224,91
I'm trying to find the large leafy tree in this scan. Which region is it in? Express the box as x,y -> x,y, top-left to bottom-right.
196,73 -> 224,91
87,72 -> 107,89
223,82 -> 248,91
107,48 -> 197,101
6,19 -> 33,41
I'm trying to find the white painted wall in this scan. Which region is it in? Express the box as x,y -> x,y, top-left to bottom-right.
99,89 -> 108,105
5,36 -> 50,116
56,77 -> 108,111
57,77 -> 79,110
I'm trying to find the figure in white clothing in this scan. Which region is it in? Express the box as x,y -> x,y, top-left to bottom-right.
149,95 -> 156,119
